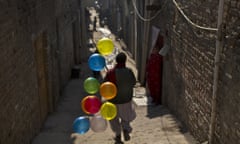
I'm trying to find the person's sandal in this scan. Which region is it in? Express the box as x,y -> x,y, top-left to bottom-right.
114,135 -> 124,144
123,130 -> 130,141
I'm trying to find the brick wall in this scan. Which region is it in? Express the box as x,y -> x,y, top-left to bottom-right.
216,0 -> 240,144
162,1 -> 218,142
152,0 -> 240,143
0,0 -> 81,144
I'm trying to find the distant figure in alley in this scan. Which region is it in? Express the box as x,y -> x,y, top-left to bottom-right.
146,34 -> 164,105
104,52 -> 136,144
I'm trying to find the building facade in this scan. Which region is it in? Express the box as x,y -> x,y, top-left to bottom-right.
147,0 -> 240,143
0,0 -> 82,143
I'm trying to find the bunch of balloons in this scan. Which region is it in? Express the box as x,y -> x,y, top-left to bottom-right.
73,37 -> 118,134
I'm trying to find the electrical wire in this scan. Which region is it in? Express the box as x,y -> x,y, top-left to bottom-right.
172,0 -> 218,31
131,0 -> 168,22
132,0 -> 218,31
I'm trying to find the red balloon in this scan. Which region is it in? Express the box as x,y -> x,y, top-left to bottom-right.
81,96 -> 102,114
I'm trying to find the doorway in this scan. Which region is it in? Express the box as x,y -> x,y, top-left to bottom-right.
33,32 -> 49,122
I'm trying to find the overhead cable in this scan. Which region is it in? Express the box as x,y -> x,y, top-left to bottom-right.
132,0 -> 218,31
172,0 -> 218,31
131,0 -> 167,22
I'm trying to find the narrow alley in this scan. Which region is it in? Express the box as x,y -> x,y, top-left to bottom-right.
1,1 -> 240,144
31,7 -> 197,144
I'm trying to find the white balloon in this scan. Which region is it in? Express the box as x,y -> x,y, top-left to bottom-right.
90,114 -> 108,132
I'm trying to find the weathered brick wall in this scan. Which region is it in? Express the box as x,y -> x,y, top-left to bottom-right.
55,0 -> 80,89
153,0 -> 240,143
215,0 -> 240,144
0,1 -> 46,143
161,1 -> 218,142
0,0 -> 81,144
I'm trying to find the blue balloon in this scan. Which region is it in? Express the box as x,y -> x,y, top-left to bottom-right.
73,116 -> 90,134
88,53 -> 106,71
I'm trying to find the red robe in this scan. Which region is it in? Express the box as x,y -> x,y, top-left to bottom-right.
146,52 -> 163,104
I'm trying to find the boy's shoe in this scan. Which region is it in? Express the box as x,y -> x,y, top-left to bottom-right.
115,141 -> 124,144
123,130 -> 130,141
114,135 -> 124,144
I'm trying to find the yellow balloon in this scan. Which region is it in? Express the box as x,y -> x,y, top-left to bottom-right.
100,82 -> 117,100
97,37 -> 114,55
100,102 -> 117,120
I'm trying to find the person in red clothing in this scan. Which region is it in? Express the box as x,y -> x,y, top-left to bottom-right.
146,34 -> 164,105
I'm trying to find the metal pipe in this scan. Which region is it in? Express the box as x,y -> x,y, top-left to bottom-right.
140,0 -> 151,84
208,0 -> 225,143
134,1 -> 138,62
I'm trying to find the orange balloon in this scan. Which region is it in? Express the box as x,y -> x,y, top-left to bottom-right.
100,82 -> 117,100
81,96 -> 90,114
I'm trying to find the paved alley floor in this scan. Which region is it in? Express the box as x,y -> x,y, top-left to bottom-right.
31,61 -> 197,144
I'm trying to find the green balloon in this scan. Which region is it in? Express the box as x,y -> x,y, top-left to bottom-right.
84,77 -> 100,94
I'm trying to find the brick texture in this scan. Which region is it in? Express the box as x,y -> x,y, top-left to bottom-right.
154,0 -> 240,143
0,0 -> 81,144
216,0 -> 240,144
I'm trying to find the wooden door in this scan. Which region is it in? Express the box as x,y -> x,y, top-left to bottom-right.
34,32 -> 49,122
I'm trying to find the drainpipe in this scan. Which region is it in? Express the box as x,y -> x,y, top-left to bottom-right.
134,2 -> 138,63
140,0 -> 151,84
208,0 -> 225,144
